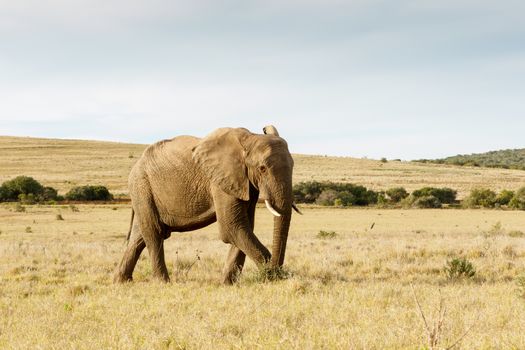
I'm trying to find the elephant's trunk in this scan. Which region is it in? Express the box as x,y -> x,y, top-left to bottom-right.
270,209 -> 291,267
269,184 -> 292,268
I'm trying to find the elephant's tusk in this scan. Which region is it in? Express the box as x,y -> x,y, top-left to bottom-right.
265,200 -> 281,217
291,203 -> 303,215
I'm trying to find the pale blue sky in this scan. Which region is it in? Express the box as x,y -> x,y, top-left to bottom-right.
1,0 -> 524,159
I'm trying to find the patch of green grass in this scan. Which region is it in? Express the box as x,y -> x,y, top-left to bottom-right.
508,230 -> 525,238
317,230 -> 338,239
444,258 -> 476,280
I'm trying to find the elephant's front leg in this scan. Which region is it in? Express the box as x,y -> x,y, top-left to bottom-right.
222,191 -> 258,284
213,187 -> 271,279
222,245 -> 246,284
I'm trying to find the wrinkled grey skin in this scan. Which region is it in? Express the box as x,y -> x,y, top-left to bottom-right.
114,126 -> 295,284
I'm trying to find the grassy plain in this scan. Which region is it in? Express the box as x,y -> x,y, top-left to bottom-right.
1,136 -> 525,349
1,205 -> 524,349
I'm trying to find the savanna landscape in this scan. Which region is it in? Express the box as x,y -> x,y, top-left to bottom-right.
1,136 -> 525,349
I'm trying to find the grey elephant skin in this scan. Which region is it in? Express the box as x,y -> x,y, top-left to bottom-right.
114,126 -> 296,284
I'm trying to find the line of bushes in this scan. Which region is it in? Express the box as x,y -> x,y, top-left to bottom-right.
0,176 -> 113,203
293,181 -> 525,210
462,187 -> 525,209
293,181 -> 457,208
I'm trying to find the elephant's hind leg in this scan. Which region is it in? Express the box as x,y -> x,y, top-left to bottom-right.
222,245 -> 246,285
114,222 -> 146,283
134,199 -> 170,282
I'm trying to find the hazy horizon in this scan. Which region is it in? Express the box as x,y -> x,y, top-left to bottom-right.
1,1 -> 524,160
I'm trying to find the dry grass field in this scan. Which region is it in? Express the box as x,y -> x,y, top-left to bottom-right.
1,136 -> 525,349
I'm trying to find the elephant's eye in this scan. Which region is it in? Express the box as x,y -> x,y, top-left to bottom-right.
259,165 -> 267,173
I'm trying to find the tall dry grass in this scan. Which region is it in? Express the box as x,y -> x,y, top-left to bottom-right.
1,204 -> 524,348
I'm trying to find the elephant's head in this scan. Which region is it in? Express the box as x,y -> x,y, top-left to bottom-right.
192,126 -> 296,268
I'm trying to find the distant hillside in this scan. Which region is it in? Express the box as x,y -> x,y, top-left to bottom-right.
414,149 -> 525,171
2,136 -> 525,198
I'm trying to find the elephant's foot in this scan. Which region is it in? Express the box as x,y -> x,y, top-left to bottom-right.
152,268 -> 171,283
221,245 -> 246,285
113,272 -> 133,284
221,270 -> 240,285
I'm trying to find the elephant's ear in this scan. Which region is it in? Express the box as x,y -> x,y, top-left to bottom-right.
263,125 -> 280,136
192,128 -> 251,201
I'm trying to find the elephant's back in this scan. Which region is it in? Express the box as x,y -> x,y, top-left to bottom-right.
144,135 -> 200,157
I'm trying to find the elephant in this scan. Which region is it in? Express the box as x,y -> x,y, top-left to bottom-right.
114,125 -> 300,284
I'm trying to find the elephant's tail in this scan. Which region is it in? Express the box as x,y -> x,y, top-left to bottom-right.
125,208 -> 135,243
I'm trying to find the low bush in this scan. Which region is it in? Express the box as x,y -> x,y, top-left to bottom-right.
0,176 -> 59,203
411,195 -> 442,209
294,181 -> 377,206
444,258 -> 476,280
412,187 -> 457,204
65,185 -> 113,201
496,190 -> 514,206
463,188 -> 497,208
386,187 -> 409,203
509,187 -> 525,210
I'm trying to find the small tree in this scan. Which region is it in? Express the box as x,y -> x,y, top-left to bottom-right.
0,176 -> 44,201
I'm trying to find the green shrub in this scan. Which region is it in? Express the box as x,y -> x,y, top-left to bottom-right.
411,195 -> 442,209
18,193 -> 36,204
508,230 -> 525,238
0,176 -> 59,203
334,191 -> 356,206
0,176 -> 44,201
412,187 -> 457,204
293,181 -> 325,204
509,187 -> 525,210
496,190 -> 514,206
376,192 -> 389,207
444,258 -> 476,280
42,187 -> 59,201
386,187 -> 409,203
65,185 -> 113,201
463,188 -> 497,208
293,181 -> 377,206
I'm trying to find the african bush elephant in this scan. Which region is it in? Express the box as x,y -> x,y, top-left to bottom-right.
114,126 -> 300,284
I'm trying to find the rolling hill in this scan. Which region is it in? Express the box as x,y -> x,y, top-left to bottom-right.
1,135 -> 525,198
414,148 -> 525,170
